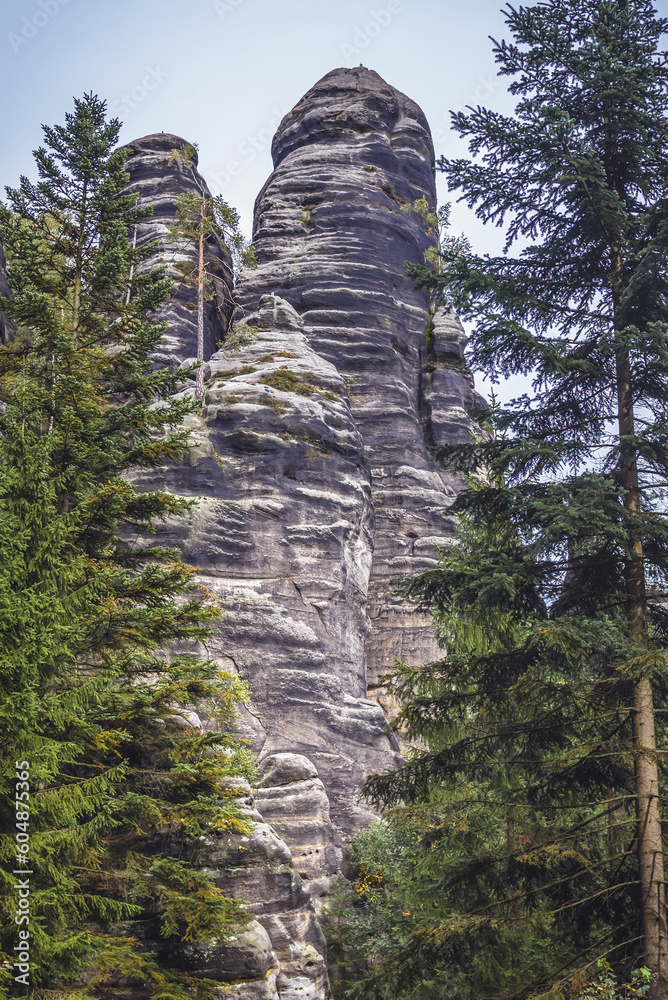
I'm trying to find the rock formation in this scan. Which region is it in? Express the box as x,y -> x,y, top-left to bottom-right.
236,68 -> 477,709
180,773 -> 329,1000
125,66 -> 482,1000
0,238 -> 16,344
121,133 -> 236,371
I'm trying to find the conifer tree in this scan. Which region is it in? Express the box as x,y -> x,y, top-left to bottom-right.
365,2 -> 668,996
167,143 -> 256,398
0,94 -> 254,999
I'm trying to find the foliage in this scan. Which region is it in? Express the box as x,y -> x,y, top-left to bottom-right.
402,199 -> 470,269
167,143 -> 257,398
259,367 -> 314,395
218,322 -> 257,352
169,190 -> 257,291
0,94 -> 254,999
211,196 -> 258,277
168,143 -> 256,285
574,961 -> 653,999
359,1 -> 668,997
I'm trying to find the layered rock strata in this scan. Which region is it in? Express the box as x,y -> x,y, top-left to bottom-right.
121,133 -> 235,370
181,776 -> 329,1000
126,67 -> 482,1000
137,292 -> 402,852
255,754 -> 340,909
236,67 -> 480,707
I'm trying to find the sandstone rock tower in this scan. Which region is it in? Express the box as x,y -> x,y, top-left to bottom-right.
124,67 -> 480,1000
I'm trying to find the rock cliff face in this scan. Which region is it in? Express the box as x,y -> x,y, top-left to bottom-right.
236,66 -> 478,707
183,771 -> 329,1000
126,66 -> 481,1000
121,133 -> 236,370
0,238 -> 16,344
139,290 -> 401,850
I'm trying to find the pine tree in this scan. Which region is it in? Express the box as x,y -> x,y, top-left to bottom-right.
0,94 -> 254,998
363,490 -> 648,998
167,143 -> 256,398
365,2 -> 668,996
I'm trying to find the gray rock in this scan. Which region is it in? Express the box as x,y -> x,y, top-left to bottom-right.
120,133 -> 235,370
257,753 -> 319,787
127,60 -> 481,862
123,66 -> 483,999
192,779 -> 329,1000
176,920 -> 276,981
0,237 -> 16,344
134,293 -> 402,846
255,755 -> 340,907
235,66 -> 483,700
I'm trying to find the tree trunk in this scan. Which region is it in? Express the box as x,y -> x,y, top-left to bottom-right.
612,248 -> 668,994
506,804 -> 520,928
634,675 -> 667,994
71,180 -> 88,343
606,788 -> 619,870
196,203 -> 205,401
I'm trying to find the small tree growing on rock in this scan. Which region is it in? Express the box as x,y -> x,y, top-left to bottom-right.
168,143 -> 256,398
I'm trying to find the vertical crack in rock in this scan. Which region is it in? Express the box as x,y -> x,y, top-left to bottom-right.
236,66 -> 482,720
0,237 -> 16,344
121,133 -> 236,371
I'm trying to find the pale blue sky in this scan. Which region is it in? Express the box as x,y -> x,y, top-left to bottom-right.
2,0 -> 667,403
0,0 -> 516,247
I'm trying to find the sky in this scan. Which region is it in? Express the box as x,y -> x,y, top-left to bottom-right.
2,0 -> 668,402
0,0 -> 516,246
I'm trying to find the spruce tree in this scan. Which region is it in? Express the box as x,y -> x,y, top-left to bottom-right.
167,143 -> 256,398
364,2 -> 668,996
0,94 -> 254,998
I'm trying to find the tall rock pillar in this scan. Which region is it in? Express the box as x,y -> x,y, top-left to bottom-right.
237,67 -> 479,712
123,68 -> 481,1000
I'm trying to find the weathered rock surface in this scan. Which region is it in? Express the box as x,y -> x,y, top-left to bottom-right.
136,292 -> 402,851
255,754 -> 339,908
125,66 -> 482,999
121,133 -> 235,370
236,67 -> 481,705
0,237 -> 16,344
185,778 -> 328,1000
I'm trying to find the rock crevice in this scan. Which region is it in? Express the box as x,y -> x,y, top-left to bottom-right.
121,133 -> 236,371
